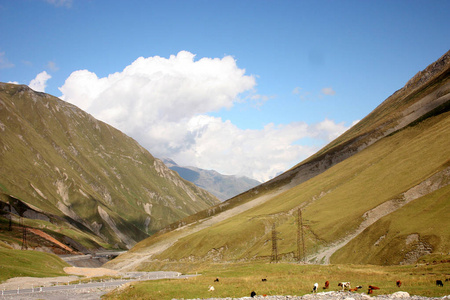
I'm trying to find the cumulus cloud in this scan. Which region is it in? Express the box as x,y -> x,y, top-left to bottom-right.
60,51 -> 350,182
60,51 -> 255,131
152,116 -> 348,181
29,71 -> 51,92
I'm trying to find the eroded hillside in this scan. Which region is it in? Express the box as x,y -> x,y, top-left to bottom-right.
0,83 -> 219,252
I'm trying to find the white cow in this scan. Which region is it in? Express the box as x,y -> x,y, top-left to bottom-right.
312,283 -> 319,293
338,282 -> 351,291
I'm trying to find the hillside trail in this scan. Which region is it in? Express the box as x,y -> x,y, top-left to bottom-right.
307,167 -> 450,264
112,184 -> 293,272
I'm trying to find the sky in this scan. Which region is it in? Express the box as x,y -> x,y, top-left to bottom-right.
1,0 -> 449,182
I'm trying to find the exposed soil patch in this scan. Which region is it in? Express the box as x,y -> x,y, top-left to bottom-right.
63,267 -> 120,277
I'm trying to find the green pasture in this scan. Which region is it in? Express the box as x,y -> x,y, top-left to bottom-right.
104,262 -> 450,300
0,249 -> 69,282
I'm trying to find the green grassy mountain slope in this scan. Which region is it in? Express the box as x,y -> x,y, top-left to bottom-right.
0,83 -> 219,252
107,50 -> 449,270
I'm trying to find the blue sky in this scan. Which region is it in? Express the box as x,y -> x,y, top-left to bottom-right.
1,0 -> 449,182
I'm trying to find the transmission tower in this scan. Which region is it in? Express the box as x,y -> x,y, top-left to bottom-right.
271,223 -> 280,263
297,208 -> 306,262
8,202 -> 12,231
20,217 -> 27,250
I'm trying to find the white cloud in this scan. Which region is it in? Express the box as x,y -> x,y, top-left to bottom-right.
60,51 -> 351,182
312,118 -> 348,141
29,71 -> 51,92
249,94 -> 274,109
0,52 -> 14,69
60,51 -> 255,131
321,87 -> 336,96
292,86 -> 311,101
161,116 -> 349,182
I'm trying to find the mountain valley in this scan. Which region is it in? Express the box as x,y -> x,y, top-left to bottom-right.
107,50 -> 450,270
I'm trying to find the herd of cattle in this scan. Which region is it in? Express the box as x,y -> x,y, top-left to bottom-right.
208,277 -> 446,298
311,279 -> 446,294
311,281 -> 379,294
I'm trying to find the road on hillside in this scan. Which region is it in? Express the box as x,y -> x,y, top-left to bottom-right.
0,271 -> 198,298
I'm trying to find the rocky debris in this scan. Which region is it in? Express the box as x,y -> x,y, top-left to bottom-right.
176,291 -> 450,300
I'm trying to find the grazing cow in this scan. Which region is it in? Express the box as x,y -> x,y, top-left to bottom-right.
436,280 -> 444,287
262,278 -> 267,282
396,280 -> 402,287
368,285 -> 380,294
338,282 -> 351,291
208,285 -> 215,291
323,280 -> 330,289
349,286 -> 362,292
250,291 -> 256,298
214,278 -> 219,282
312,283 -> 318,293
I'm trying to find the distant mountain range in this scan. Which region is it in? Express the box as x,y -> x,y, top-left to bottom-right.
0,83 -> 219,253
108,50 -> 450,271
162,158 -> 261,201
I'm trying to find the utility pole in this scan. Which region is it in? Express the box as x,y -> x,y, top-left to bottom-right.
297,208 -> 305,263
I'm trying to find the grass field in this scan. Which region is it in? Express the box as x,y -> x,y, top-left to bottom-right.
0,249 -> 70,282
104,261 -> 450,300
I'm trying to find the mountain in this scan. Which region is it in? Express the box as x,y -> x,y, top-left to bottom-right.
162,158 -> 261,201
0,83 -> 219,253
108,50 -> 450,270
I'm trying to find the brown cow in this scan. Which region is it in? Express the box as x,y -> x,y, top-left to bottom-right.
368,285 -> 380,294
349,286 -> 362,292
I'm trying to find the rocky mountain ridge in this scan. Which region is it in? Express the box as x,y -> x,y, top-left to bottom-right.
162,158 -> 261,201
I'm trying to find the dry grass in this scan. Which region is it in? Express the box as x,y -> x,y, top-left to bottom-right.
104,262 -> 450,300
